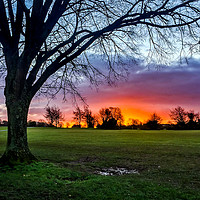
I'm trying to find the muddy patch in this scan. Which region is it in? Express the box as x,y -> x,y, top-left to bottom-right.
95,167 -> 139,176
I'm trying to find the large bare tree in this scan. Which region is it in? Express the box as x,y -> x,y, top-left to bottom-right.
0,0 -> 199,164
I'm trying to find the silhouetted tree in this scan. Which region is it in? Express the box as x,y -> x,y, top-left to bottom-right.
0,0 -> 199,164
99,108 -> 114,129
82,106 -> 95,128
145,113 -> 162,130
99,108 -> 112,123
44,106 -> 64,127
2,121 -> 8,126
44,107 -> 54,126
110,107 -> 124,127
169,106 -> 187,129
73,107 -> 84,128
99,107 -> 123,129
37,119 -> 48,127
27,120 -> 36,127
186,110 -> 199,129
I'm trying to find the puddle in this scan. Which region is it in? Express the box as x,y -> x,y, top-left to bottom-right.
95,167 -> 139,176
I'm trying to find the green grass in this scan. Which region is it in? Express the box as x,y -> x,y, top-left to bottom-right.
0,128 -> 200,199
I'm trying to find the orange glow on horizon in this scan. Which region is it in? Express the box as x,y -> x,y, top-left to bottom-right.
62,121 -> 88,128
27,104 -> 172,126
28,94 -> 174,126
121,107 -> 171,125
59,106 -> 171,128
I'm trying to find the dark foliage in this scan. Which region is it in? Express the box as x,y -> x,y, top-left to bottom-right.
27,120 -> 37,127
170,107 -> 200,130
82,106 -> 95,128
98,107 -> 123,129
73,107 -> 84,127
143,113 -> 162,130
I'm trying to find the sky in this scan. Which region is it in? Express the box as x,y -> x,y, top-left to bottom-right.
0,57 -> 200,125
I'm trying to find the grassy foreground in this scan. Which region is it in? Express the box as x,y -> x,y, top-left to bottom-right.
0,127 -> 200,199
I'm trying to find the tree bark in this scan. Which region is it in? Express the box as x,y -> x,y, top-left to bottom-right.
0,94 -> 37,165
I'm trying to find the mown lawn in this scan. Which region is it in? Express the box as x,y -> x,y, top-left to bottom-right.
0,127 -> 200,199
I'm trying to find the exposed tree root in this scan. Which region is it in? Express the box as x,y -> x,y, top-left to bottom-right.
0,149 -> 38,166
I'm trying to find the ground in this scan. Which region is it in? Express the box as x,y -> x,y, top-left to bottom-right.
0,127 -> 200,199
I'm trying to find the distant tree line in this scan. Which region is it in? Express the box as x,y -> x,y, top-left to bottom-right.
72,106 -> 163,130
72,105 -> 200,130
0,119 -> 48,127
27,120 -> 48,127
72,106 -> 124,129
27,106 -> 65,128
126,106 -> 200,130
0,120 -> 8,126
73,106 -> 97,128
169,106 -> 200,130
9,105 -> 200,130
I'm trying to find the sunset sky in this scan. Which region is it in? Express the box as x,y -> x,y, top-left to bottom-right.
0,57 -> 200,125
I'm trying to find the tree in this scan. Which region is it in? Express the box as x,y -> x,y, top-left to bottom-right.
187,110 -> 199,122
99,108 -> 112,124
186,110 -> 199,129
37,119 -> 48,127
44,106 -> 64,127
169,106 -> 187,128
109,107 -> 124,127
27,120 -> 36,127
82,106 -> 95,128
73,107 -> 84,127
0,0 -> 199,164
99,107 -> 124,129
145,112 -> 162,130
53,107 -> 64,128
99,107 -> 115,129
44,106 -> 54,126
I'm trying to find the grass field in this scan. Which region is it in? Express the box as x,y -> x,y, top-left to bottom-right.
0,127 -> 200,199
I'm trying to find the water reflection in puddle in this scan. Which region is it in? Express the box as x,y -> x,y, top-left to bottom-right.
95,167 -> 139,176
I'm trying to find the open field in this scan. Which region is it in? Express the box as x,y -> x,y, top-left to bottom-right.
0,127 -> 200,199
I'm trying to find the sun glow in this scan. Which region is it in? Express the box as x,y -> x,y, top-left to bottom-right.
59,106 -> 170,128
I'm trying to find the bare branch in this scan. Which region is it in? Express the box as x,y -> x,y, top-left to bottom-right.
0,0 -> 199,101
0,0 -> 11,45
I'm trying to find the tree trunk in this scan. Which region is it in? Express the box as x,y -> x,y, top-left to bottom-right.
0,96 -> 37,165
